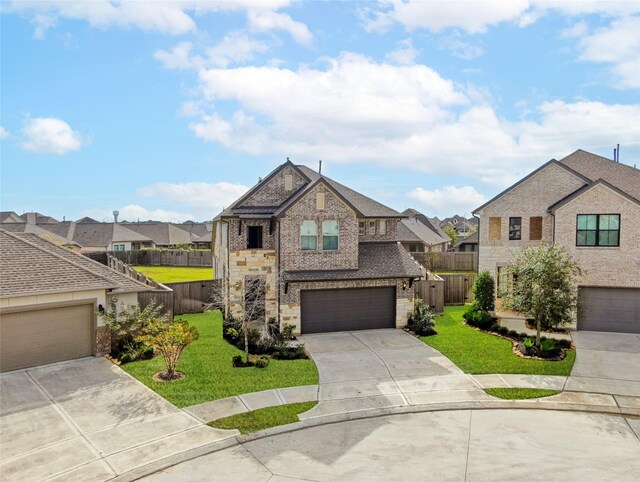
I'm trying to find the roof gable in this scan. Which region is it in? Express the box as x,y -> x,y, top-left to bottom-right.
275,178 -> 362,218
549,179 -> 640,213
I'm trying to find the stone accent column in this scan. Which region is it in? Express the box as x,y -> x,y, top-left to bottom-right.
95,326 -> 111,355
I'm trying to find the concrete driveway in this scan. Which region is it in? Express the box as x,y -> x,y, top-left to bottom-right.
143,408 -> 640,481
568,331 -> 640,397
298,329 -> 485,417
0,357 -> 235,482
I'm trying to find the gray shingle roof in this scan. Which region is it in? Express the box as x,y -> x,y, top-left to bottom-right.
125,223 -> 193,246
0,211 -> 25,223
399,218 -> 450,246
454,230 -> 478,247
283,242 -> 422,282
396,221 -> 422,242
0,230 -> 151,297
560,149 -> 640,201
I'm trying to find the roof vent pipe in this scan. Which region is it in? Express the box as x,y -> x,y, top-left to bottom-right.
617,143 -> 620,162
318,160 -> 322,174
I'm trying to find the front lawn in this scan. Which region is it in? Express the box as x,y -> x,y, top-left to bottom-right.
209,402 -> 317,434
120,311 -> 318,408
422,305 -> 575,376
133,266 -> 213,283
484,388 -> 561,400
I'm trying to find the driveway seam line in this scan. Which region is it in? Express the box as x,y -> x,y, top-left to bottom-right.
24,369 -> 118,476
464,410 -> 473,481
237,441 -> 276,479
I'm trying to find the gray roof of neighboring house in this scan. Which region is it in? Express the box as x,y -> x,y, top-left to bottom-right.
0,230 -> 151,296
125,223 -> 193,246
399,218 -> 450,246
396,221 -> 422,242
1,230 -> 114,298
454,231 -> 478,247
68,223 -> 152,247
0,222 -> 76,246
0,211 -> 25,223
76,216 -> 99,223
560,149 -> 640,201
283,242 -> 422,282
402,209 -> 447,237
218,161 -> 404,219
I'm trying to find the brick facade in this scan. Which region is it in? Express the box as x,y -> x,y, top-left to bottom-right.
554,183 -> 640,288
359,219 -> 399,242
227,219 -> 276,251
476,163 -> 586,274
243,165 -> 307,206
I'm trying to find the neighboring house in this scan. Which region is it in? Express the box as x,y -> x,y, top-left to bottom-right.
50,222 -> 156,252
0,211 -> 25,223
0,229 -> 151,372
473,149 -> 640,334
397,209 -> 450,253
125,223 -> 194,248
452,231 -> 478,252
213,160 -> 422,334
439,215 -> 477,239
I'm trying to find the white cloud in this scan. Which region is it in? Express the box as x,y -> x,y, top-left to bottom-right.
363,0 -> 640,33
576,16 -> 640,89
137,181 -> 249,218
207,31 -> 269,68
154,41 -> 203,70
0,126 -> 9,139
81,205 -> 195,223
439,34 -> 484,60
187,53 -> 640,188
560,20 -> 588,39
385,38 -> 419,65
247,10 -> 312,44
407,186 -> 487,216
20,117 -> 87,154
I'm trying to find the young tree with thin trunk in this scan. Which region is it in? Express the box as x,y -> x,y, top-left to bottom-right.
502,243 -> 582,348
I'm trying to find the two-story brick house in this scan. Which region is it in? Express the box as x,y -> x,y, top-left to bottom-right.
473,149 -> 640,334
213,161 -> 422,334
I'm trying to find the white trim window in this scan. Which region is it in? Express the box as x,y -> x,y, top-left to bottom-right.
322,220 -> 339,250
301,220 -> 317,250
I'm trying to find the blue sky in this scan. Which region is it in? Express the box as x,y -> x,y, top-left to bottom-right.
1,1 -> 639,222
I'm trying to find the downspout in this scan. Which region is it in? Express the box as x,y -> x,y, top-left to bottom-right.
473,213 -> 480,274
277,217 -> 281,327
547,209 -> 556,245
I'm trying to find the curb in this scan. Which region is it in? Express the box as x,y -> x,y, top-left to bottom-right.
112,395 -> 639,481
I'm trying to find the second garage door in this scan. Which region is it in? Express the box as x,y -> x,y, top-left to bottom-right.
301,286 -> 396,334
0,303 -> 94,372
577,287 -> 640,334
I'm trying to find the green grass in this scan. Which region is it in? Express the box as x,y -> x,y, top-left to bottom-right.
120,311 -> 319,408
133,266 -> 213,283
484,388 -> 561,400
422,305 -> 575,376
208,402 -> 317,434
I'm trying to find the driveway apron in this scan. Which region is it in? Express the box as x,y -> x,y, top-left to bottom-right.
299,329 -> 486,418
0,357 -> 236,482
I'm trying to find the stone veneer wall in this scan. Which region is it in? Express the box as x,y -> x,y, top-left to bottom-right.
243,165 -> 307,206
554,183 -> 640,288
280,278 -> 415,333
95,326 -> 111,355
228,250 -> 278,321
280,183 -> 359,271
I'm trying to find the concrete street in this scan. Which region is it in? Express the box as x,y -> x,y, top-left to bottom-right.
0,357 -> 236,482
143,408 -> 640,481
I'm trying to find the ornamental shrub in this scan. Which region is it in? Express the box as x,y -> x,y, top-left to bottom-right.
472,271 -> 495,313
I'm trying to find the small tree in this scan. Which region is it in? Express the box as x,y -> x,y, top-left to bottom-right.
472,271 -> 495,313
137,319 -> 199,380
443,226 -> 457,246
408,299 -> 436,336
101,299 -> 169,362
502,244 -> 582,348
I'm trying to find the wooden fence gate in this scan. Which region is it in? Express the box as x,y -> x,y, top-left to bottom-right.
439,273 -> 476,305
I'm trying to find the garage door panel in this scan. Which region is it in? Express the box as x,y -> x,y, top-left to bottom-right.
1,304 -> 94,372
301,287 -> 396,334
578,287 -> 640,334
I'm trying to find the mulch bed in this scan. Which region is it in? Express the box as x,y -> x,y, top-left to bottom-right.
152,371 -> 185,382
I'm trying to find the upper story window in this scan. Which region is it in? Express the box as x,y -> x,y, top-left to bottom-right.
284,174 -> 293,191
368,221 -> 376,235
379,220 -> 387,235
508,217 -> 522,240
300,220 -> 317,250
247,226 -> 263,249
577,214 -> 620,247
358,221 -> 366,235
322,220 -> 339,250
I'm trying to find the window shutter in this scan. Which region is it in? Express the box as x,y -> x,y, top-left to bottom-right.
316,192 -> 325,210
489,217 -> 501,240
529,216 -> 543,240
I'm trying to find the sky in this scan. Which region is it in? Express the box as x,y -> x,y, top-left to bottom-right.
1,1 -> 639,223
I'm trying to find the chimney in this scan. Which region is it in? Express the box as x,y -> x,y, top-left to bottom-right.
26,212 -> 36,225
113,210 -> 119,224
318,160 -> 322,174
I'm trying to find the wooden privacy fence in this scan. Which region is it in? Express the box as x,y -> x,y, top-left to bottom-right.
414,276 -> 444,314
412,252 -> 477,271
439,273 -> 477,305
139,280 -> 221,316
111,250 -> 213,267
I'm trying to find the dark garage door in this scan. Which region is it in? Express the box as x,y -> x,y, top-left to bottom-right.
301,287 -> 396,334
578,287 -> 640,334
